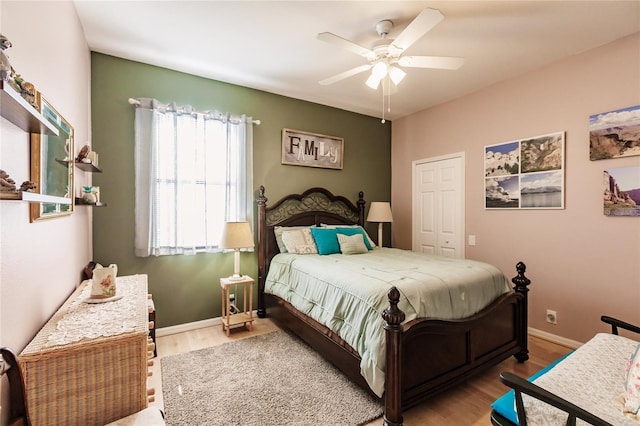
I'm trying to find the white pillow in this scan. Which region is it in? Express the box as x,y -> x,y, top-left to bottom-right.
274,225 -> 315,253
321,224 -> 376,248
281,228 -> 318,254
337,233 -> 368,255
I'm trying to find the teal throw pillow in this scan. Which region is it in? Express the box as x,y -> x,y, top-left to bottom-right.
311,227 -> 373,255
310,227 -> 341,255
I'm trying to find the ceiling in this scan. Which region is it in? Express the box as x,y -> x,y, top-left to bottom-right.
73,1 -> 640,121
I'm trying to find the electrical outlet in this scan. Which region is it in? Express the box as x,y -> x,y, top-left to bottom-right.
546,309 -> 557,324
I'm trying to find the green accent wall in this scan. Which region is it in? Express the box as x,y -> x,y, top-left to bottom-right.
90,53 -> 391,328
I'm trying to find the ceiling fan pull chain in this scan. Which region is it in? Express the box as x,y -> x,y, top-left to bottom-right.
381,78 -> 386,123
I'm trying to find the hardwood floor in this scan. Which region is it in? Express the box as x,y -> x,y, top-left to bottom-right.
149,318 -> 573,425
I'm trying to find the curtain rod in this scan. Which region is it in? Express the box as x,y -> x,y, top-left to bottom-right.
128,98 -> 261,125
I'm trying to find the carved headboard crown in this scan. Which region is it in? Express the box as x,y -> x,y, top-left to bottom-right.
256,186 -> 366,317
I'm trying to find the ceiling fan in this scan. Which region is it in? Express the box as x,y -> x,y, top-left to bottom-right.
317,8 -> 464,91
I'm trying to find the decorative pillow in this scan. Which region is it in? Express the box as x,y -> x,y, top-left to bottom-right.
337,233 -> 368,255
624,344 -> 640,414
274,226 -> 315,253
310,227 -> 341,255
321,223 -> 376,248
281,229 -> 318,254
311,227 -> 373,255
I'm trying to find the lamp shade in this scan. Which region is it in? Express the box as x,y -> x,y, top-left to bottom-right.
219,221 -> 255,250
367,202 -> 393,223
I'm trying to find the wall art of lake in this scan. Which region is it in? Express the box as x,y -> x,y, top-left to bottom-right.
521,191 -> 562,208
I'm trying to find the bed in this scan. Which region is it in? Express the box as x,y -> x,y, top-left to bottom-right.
256,186 -> 530,425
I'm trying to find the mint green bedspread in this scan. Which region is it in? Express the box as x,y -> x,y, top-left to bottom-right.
265,247 -> 511,397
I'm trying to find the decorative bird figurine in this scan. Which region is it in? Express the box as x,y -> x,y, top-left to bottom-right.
0,34 -> 11,51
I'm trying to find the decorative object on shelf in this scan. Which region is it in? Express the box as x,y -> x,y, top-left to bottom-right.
219,221 -> 255,280
19,181 -> 36,192
90,263 -> 118,299
367,201 -> 393,247
0,34 -> 12,81
0,169 -> 17,192
91,186 -> 100,203
81,185 -> 97,204
87,150 -> 99,166
76,144 -> 90,163
19,80 -> 36,109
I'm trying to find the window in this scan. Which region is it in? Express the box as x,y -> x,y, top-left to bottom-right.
133,99 -> 253,257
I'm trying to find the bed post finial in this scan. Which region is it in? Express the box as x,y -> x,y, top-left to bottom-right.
258,185 -> 267,205
512,262 -> 530,293
512,261 -> 530,363
257,186 -> 268,318
382,287 -> 405,426
357,191 -> 365,226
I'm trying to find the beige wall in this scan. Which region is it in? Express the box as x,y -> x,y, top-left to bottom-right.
0,1 -> 92,355
392,33 -> 640,343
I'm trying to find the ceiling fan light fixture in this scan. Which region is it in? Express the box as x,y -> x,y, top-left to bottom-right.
389,66 -> 406,85
371,61 -> 388,79
365,73 -> 381,90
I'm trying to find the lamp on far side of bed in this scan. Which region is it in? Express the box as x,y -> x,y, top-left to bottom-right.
367,202 -> 393,247
219,221 -> 255,280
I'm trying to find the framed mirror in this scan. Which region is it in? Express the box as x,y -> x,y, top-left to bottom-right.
30,95 -> 74,221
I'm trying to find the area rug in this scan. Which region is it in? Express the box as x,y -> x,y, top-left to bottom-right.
160,330 -> 383,426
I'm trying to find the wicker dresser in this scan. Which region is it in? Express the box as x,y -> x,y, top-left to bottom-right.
19,274 -> 154,426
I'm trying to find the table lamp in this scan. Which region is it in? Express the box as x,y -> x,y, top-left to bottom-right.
219,221 -> 255,280
367,202 -> 393,247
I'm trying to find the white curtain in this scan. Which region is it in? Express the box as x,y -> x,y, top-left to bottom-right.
133,98 -> 253,257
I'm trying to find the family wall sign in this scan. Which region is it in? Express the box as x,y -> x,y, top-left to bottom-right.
281,128 -> 343,170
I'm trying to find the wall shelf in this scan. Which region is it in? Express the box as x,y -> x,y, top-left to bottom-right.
75,161 -> 102,173
0,81 -> 58,136
0,191 -> 72,204
75,197 -> 106,207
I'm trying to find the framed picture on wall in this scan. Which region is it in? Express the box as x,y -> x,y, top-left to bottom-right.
281,128 -> 343,170
590,105 -> 640,160
485,131 -> 565,209
604,166 -> 640,216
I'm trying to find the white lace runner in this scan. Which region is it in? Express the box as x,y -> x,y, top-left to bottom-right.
21,275 -> 149,353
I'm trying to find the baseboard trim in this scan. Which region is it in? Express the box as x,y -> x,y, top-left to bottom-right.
156,311 -> 258,337
156,317 -> 221,337
528,327 -> 582,349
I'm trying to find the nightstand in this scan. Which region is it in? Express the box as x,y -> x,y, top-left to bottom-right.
219,275 -> 254,336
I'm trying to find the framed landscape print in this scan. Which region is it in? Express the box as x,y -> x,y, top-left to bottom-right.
590,104 -> 640,160
604,166 -> 640,216
485,131 -> 565,209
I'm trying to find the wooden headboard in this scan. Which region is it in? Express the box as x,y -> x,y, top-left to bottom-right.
256,185 -> 366,317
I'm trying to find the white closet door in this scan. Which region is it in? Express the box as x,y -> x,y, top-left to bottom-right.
412,153 -> 465,258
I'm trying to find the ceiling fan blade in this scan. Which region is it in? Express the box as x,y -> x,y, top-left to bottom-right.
317,32 -> 375,59
319,64 -> 372,85
392,8 -> 444,52
398,55 -> 464,70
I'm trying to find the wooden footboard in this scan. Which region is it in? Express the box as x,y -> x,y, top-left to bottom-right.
383,262 -> 530,425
